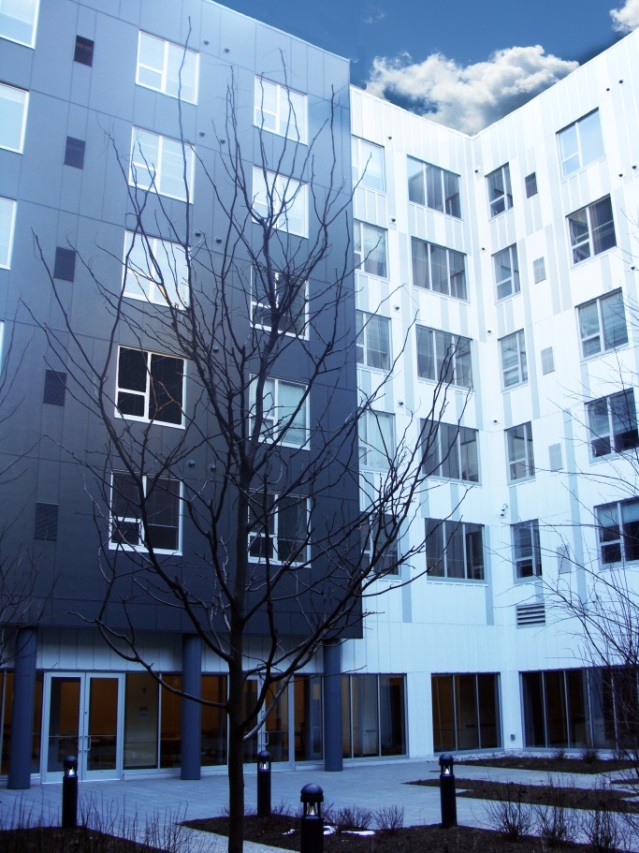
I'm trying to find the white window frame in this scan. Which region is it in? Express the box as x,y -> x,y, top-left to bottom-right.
249,376 -> 309,449
423,420 -> 479,483
512,519 -> 542,578
557,110 -> 604,177
411,237 -> 467,300
352,137 -> 385,192
359,410 -> 395,471
500,330 -> 527,388
577,290 -> 627,358
136,31 -> 199,103
493,244 -> 520,300
0,82 -> 28,153
116,346 -> 185,428
129,127 -> 195,202
596,498 -> 639,567
416,325 -> 472,389
587,390 -> 638,459
248,492 -> 310,565
426,518 -> 485,580
250,267 -> 308,338
0,0 -> 39,47
354,220 -> 387,278
109,472 -> 182,554
487,164 -> 513,217
0,197 -> 17,269
506,422 -> 535,481
407,156 -> 461,218
361,513 -> 399,576
123,231 -> 189,308
252,167 -> 308,237
567,196 -> 616,264
253,77 -> 307,144
356,311 -> 391,371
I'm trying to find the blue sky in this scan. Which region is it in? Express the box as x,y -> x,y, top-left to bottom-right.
218,0 -> 639,132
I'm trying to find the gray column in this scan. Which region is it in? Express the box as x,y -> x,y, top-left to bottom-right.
7,627 -> 37,790
322,640 -> 343,771
181,633 -> 202,780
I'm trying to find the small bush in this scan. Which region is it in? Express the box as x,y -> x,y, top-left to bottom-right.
333,805 -> 373,831
551,747 -> 566,762
375,805 -> 404,833
484,782 -> 533,840
582,804 -> 624,853
581,745 -> 599,764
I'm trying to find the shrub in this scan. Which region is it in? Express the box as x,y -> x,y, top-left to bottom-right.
333,806 -> 373,831
375,805 -> 404,833
484,782 -> 533,840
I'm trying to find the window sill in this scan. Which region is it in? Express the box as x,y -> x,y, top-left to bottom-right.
115,412 -> 185,430
109,544 -> 182,556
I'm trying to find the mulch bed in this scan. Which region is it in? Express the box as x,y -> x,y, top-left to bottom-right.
0,826 -> 163,853
457,755 -> 635,775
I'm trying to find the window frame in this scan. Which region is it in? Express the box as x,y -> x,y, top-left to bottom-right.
253,77 -> 307,144
506,422 -> 535,481
249,375 -> 309,449
525,172 -> 538,198
416,325 -> 473,389
252,167 -> 308,238
248,492 -> 310,566
129,127 -> 195,202
487,164 -> 513,217
407,156 -> 461,218
512,519 -> 542,579
0,82 -> 29,153
0,197 -> 17,269
426,518 -> 485,580
500,330 -> 528,389
493,244 -> 520,300
123,231 -> 189,308
356,311 -> 391,371
587,390 -> 639,459
353,220 -> 387,278
361,513 -> 399,576
359,410 -> 395,471
596,498 -> 639,567
109,471 -> 182,554
0,0 -> 39,47
352,137 -> 385,192
115,346 -> 186,428
423,420 -> 480,483
567,196 -> 616,264
577,290 -> 627,359
557,110 -> 604,177
136,31 -> 199,104
250,267 -> 308,338
411,237 -> 467,300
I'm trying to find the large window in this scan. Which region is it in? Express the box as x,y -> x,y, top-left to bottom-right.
0,0 -> 39,46
352,137 -> 385,192
411,238 -> 467,299
248,492 -> 309,565
116,347 -> 185,427
426,519 -> 484,580
249,376 -> 308,448
136,32 -> 199,103
123,232 -> 189,307
596,498 -> 639,566
423,420 -> 479,483
0,197 -> 16,269
558,110 -> 604,177
568,196 -> 616,263
500,330 -> 527,388
587,390 -> 638,458
577,290 -> 627,358
254,78 -> 307,144
252,168 -> 308,237
506,422 -> 535,481
356,311 -> 390,371
361,513 -> 399,575
487,164 -> 513,217
353,221 -> 387,277
407,157 -> 461,218
512,520 -> 542,578
251,268 -> 307,337
359,410 -> 395,470
129,128 -> 194,202
432,673 -> 500,752
0,82 -> 28,153
522,669 -> 588,748
493,244 -> 520,300
110,472 -> 181,552
342,674 -> 406,758
416,326 -> 472,389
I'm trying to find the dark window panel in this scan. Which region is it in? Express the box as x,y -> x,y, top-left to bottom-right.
53,248 -> 76,281
74,36 -> 94,66
64,136 -> 85,169
35,502 -> 58,542
43,370 -> 67,406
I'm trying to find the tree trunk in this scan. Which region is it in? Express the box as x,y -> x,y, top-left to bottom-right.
227,660 -> 246,853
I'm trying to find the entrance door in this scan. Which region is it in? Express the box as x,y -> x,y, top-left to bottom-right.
42,674 -> 123,781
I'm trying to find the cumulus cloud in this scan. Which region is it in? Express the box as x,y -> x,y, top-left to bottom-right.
610,0 -> 639,32
366,45 -> 578,134
362,7 -> 385,25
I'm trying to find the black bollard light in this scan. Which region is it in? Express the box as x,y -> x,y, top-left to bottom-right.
62,755 -> 78,829
257,750 -> 272,817
300,783 -> 324,853
439,752 -> 457,828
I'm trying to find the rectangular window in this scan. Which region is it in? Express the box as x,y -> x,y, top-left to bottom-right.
568,196 -> 616,263
342,674 -> 407,758
356,311 -> 390,371
53,247 -> 76,281
116,347 -> 185,427
361,513 -> 399,575
43,369 -> 66,406
525,172 -> 538,198
359,410 -> 395,470
34,502 -> 58,542
354,220 -> 387,277
254,78 -> 307,144
533,257 -> 546,283
426,519 -> 484,580
130,127 -> 194,202
558,110 -> 604,177
578,290 -> 627,358
411,237 -> 467,300
512,520 -> 542,578
487,164 -> 513,217
64,136 -> 85,169
596,498 -> 639,566
123,231 -> 189,308
587,390 -> 638,458
506,422 -> 535,481
136,32 -> 199,103
73,35 -> 94,66
416,325 -> 472,389
432,673 -> 500,752
251,267 -> 307,337
407,157 -> 461,218
0,0 -> 39,46
352,137 -> 385,192
500,330 -> 527,388
493,244 -> 520,300
0,82 -> 28,153
248,492 -> 309,565
0,197 -> 16,269
110,472 -> 181,552
252,168 -> 308,237
423,420 -> 479,483
249,376 -> 308,448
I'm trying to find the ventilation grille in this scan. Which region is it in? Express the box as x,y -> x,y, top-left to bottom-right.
516,603 -> 546,626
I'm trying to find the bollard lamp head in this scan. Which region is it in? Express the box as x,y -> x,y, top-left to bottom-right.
300,782 -> 324,816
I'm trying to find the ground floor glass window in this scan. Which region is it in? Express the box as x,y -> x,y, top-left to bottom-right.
341,674 -> 406,758
432,673 -> 501,752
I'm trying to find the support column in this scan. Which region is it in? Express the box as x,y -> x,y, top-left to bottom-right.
181,633 -> 202,780
322,640 -> 342,771
8,627 -> 37,790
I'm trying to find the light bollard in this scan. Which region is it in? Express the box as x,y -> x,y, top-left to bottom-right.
300,783 -> 324,853
439,752 -> 457,828
62,755 -> 78,829
257,750 -> 272,817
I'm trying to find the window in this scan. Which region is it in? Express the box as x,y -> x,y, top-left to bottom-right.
248,492 -> 309,565
506,422 -> 535,481
361,513 -> 399,575
136,32 -> 199,104
416,326 -> 472,389
493,244 -> 519,300
558,110 -> 604,177
110,472 -> 181,552
53,247 -> 76,281
533,257 -> 546,283
123,232 -> 189,308
252,168 -> 307,237
116,347 -> 185,427
423,420 -> 479,483
34,502 -> 58,542
568,196 -> 616,263
407,157 -> 461,218
64,136 -> 85,169
249,376 -> 308,448
251,267 -> 306,337
254,78 -> 307,143
578,291 -> 627,357
411,238 -> 467,300
587,390 -> 638,458
487,164 -> 513,217
359,410 -> 395,470
432,673 -> 500,752
73,35 -> 94,66
426,519 -> 484,580
0,82 -> 28,153
353,221 -> 387,277
352,137 -> 385,192
596,498 -> 639,566
0,0 -> 39,46
513,520 -> 542,578
525,172 -> 538,198
43,370 -> 66,406
541,347 -> 555,375
130,127 -> 194,202
500,330 -> 527,388
356,312 -> 390,371
342,674 -> 407,757
0,197 -> 16,269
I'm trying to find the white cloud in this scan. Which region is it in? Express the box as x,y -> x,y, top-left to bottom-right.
362,7 -> 386,25
366,46 -> 578,134
610,0 -> 639,32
